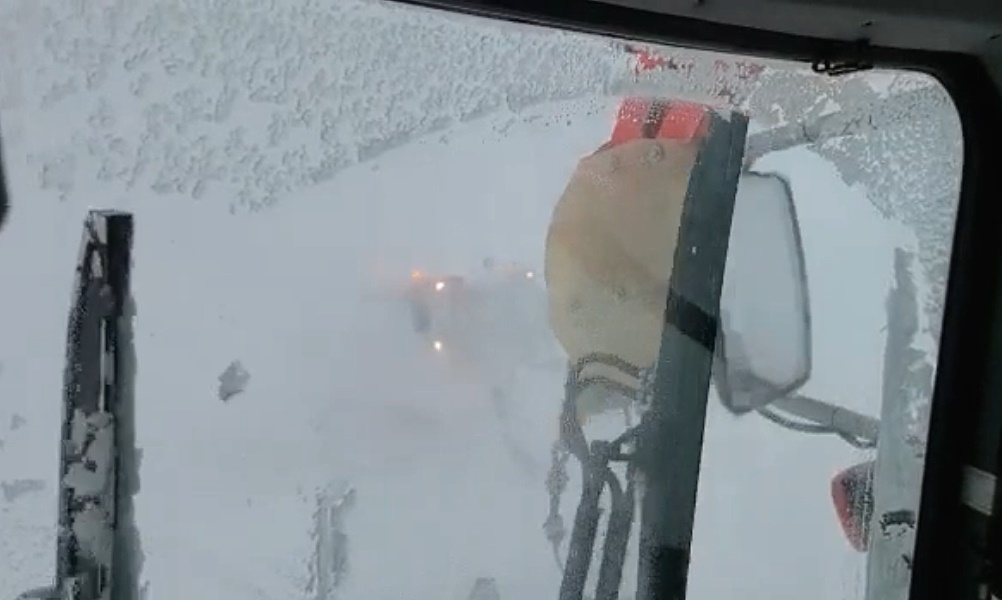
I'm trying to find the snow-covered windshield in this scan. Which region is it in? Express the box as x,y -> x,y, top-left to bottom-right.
0,2 -> 962,600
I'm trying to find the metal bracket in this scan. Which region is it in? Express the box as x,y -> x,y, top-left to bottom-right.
812,40 -> 874,76
962,465 -> 996,516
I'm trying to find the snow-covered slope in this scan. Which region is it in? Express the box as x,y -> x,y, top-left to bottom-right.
0,1 -> 957,599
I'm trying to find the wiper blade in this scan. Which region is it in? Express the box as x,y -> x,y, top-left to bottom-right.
16,211 -> 140,600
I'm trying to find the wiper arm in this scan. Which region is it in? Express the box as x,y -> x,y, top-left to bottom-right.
15,211 -> 140,600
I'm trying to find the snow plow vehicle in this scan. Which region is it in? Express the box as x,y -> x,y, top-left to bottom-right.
405,270 -> 467,339
538,91 -> 891,600
403,261 -> 560,384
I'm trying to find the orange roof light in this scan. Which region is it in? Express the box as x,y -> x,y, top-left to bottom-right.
610,98 -> 710,148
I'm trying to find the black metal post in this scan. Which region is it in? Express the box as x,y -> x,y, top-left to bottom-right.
634,112 -> 748,600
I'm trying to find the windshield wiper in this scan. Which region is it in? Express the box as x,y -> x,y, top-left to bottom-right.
16,211 -> 140,600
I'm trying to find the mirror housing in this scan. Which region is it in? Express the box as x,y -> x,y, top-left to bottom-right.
713,171 -> 812,414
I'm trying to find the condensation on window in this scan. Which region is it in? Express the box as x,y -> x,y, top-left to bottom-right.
0,2 -> 962,600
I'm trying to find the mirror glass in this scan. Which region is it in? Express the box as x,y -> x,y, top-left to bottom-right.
715,171 -> 812,414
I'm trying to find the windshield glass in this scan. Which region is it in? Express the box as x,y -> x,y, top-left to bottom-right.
0,2 -> 962,600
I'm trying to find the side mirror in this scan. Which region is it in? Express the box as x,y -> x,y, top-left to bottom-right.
713,171 -> 812,414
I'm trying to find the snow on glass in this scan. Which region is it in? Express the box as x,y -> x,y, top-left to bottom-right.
0,0 -> 962,600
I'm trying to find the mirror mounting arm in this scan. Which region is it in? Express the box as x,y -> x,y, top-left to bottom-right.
770,393 -> 880,446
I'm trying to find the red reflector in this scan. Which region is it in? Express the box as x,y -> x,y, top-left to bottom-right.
831,460 -> 876,552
